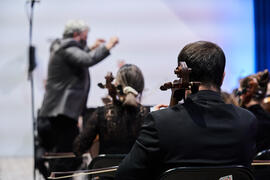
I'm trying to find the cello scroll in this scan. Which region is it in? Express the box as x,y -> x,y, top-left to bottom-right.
160,62 -> 200,106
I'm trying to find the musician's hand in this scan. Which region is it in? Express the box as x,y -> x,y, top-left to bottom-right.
169,87 -> 182,107
152,104 -> 168,111
105,36 -> 119,50
117,60 -> 125,68
77,116 -> 83,131
90,38 -> 106,50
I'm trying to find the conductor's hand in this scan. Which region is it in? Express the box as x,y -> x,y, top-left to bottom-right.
105,36 -> 119,50
90,38 -> 105,50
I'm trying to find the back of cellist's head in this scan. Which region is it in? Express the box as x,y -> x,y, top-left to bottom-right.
178,41 -> 226,91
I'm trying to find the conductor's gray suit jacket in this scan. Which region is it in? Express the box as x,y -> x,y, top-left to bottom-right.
39,38 -> 110,120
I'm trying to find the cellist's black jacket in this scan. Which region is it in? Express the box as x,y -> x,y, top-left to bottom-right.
115,90 -> 257,180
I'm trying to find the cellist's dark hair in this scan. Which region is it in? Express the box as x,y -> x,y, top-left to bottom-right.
178,41 -> 226,90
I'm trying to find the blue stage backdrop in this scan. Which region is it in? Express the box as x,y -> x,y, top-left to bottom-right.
254,0 -> 270,72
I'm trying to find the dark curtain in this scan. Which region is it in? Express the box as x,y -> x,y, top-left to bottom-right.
254,0 -> 270,72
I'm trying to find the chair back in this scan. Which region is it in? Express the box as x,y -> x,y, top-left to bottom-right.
160,165 -> 254,180
88,154 -> 126,179
253,149 -> 270,180
255,149 -> 270,160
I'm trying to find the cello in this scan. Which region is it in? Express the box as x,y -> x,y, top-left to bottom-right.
160,61 -> 200,106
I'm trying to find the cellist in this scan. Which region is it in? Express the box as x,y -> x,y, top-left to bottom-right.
115,41 -> 257,180
73,64 -> 149,158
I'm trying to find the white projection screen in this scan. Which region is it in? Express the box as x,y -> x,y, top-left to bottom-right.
0,0 -> 254,156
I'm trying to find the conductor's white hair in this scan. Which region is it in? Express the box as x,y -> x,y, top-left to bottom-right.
63,20 -> 89,38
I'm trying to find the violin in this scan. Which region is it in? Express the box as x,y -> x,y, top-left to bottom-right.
98,72 -> 123,105
160,62 -> 200,106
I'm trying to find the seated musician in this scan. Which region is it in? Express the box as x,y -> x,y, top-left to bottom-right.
115,41 -> 257,180
238,70 -> 270,153
73,64 -> 149,156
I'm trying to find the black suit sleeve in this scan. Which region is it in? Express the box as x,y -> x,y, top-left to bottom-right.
115,113 -> 161,180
